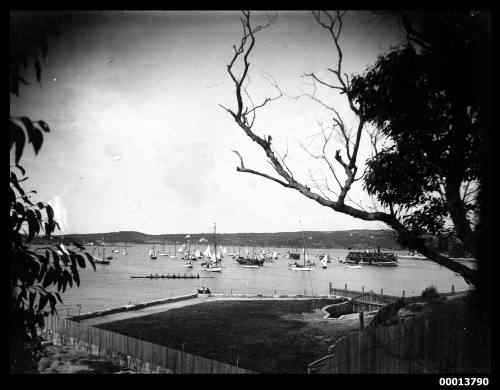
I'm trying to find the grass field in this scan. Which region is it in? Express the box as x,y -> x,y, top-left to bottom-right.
96,298 -> 359,373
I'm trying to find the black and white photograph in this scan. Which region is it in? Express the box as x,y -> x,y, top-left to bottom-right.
9,10 -> 490,376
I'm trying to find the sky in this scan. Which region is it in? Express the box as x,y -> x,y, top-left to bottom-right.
10,11 -> 404,235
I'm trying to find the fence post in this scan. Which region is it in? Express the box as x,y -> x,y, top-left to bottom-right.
329,282 -> 332,295
345,284 -> 347,295
359,311 -> 364,330
402,290 -> 405,301
304,289 -> 306,296
451,285 -> 455,295
362,286 -> 364,294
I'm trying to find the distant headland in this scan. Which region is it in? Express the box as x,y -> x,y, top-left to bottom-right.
30,229 -> 468,254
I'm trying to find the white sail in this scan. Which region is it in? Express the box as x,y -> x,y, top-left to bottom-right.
60,243 -> 70,255
223,247 -> 227,254
272,250 -> 277,259
245,247 -> 249,256
195,249 -> 201,258
204,245 -> 212,257
178,245 -> 185,253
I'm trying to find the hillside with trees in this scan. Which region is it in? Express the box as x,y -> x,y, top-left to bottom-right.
32,229 -> 469,255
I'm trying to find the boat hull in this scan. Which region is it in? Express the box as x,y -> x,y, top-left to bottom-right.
359,261 -> 398,266
204,267 -> 222,272
289,266 -> 312,271
398,255 -> 427,260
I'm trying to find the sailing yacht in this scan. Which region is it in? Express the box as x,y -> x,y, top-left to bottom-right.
235,245 -> 265,267
149,247 -> 157,260
203,223 -> 222,272
320,254 -> 329,269
289,223 -> 313,271
158,240 -> 168,256
93,242 -> 111,264
169,242 -> 177,258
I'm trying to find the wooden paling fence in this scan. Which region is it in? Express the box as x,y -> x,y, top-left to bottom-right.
309,311 -> 471,374
43,315 -> 254,374
330,284 -> 465,305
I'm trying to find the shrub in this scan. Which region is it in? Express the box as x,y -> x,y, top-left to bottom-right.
421,285 -> 440,301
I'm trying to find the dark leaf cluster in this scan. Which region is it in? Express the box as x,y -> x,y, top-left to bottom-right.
10,11 -> 71,96
351,12 -> 488,241
10,12 -> 94,369
10,166 -> 96,343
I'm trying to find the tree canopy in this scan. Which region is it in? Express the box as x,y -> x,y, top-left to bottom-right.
222,11 -> 489,287
351,14 -> 487,253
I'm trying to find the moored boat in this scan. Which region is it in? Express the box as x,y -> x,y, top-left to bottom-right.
202,222 -> 222,272
344,248 -> 398,266
236,255 -> 265,267
289,222 -> 313,271
398,251 -> 427,260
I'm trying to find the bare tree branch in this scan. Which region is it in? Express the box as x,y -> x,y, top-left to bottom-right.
222,10 -> 478,285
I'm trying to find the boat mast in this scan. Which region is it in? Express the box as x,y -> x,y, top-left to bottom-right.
213,222 -> 217,266
299,221 -> 307,267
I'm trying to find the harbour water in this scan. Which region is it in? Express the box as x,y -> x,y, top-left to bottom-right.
53,244 -> 473,316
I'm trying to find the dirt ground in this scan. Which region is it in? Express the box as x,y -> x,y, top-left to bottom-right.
37,342 -> 136,374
